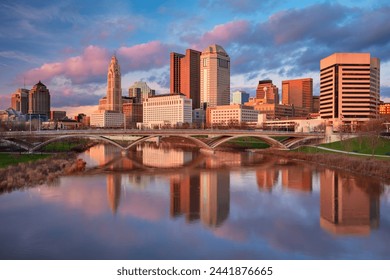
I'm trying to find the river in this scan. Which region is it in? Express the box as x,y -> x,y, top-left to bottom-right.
0,143 -> 389,259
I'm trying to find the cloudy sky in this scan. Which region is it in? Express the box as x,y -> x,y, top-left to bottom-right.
0,0 -> 389,116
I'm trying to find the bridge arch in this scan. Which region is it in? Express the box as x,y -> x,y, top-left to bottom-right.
29,134 -> 124,152
124,134 -> 212,150
0,138 -> 30,151
209,135 -> 288,150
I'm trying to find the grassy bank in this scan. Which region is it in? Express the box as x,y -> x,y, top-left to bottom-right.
0,153 -> 51,168
319,137 -> 390,155
41,139 -> 90,152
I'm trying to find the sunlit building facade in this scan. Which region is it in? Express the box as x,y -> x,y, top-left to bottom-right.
282,78 -> 313,112
206,104 -> 259,127
170,49 -> 201,109
320,53 -> 380,120
106,55 -> 122,112
256,80 -> 279,104
200,44 -> 230,107
143,93 -> 192,128
11,88 -> 29,114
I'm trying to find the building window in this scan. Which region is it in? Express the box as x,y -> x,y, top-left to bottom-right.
203,58 -> 208,67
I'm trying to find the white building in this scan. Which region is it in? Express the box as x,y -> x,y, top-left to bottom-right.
231,90 -> 249,105
206,104 -> 260,126
200,44 -> 230,107
143,93 -> 192,128
90,110 -> 124,128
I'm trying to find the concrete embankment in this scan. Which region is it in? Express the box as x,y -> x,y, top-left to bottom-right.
0,154 -> 86,193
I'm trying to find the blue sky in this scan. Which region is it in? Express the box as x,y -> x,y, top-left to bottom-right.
0,0 -> 389,115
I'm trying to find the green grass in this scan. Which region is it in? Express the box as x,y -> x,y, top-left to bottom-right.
0,153 -> 50,168
319,137 -> 390,155
227,137 -> 270,149
41,140 -> 88,152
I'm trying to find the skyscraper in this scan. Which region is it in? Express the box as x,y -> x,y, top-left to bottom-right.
200,44 -> 230,107
320,53 -> 380,119
28,81 -> 50,117
106,55 -> 122,112
128,81 -> 155,102
170,49 -> 201,109
256,80 -> 279,104
282,78 -> 313,111
11,88 -> 29,114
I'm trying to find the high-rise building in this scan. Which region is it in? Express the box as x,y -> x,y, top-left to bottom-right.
256,80 -> 279,104
91,56 -> 124,127
28,81 -> 50,117
320,53 -> 380,120
106,55 -> 122,112
128,81 -> 155,102
231,90 -> 249,105
170,49 -> 201,109
11,88 -> 29,114
200,44 -> 230,107
282,78 -> 313,111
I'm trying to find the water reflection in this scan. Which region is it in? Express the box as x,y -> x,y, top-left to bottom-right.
82,144 -> 384,235
2,144 -> 389,259
320,169 -> 381,235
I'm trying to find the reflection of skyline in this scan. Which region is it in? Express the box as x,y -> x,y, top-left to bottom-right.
320,169 -> 380,236
107,174 -> 121,214
142,145 -> 193,168
255,161 -> 312,192
170,171 -> 230,227
281,164 -> 312,192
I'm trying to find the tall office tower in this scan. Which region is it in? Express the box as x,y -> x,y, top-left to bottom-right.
320,53 -> 380,119
106,55 -> 122,112
128,81 -> 155,102
256,80 -> 279,104
170,49 -> 201,109
231,90 -> 250,105
28,81 -> 50,117
200,44 -> 230,107
11,88 -> 29,114
282,78 -> 313,111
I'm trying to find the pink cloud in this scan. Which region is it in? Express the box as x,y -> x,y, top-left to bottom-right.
24,45 -> 110,85
117,41 -> 170,71
189,20 -> 250,50
23,41 -> 171,87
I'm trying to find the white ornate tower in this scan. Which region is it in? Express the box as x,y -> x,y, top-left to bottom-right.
107,55 -> 122,112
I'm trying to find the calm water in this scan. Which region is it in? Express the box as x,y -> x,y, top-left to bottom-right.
1,144 -> 390,260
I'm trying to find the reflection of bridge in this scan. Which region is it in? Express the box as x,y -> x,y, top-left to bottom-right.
1,129 -> 324,153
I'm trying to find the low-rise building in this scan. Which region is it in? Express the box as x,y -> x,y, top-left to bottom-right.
143,93 -> 192,128
206,104 -> 260,127
90,110 -> 124,128
245,98 -> 309,120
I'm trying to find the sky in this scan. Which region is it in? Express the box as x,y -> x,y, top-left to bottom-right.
0,0 -> 389,116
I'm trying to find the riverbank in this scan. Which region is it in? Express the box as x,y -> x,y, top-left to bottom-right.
0,153 -> 86,193
258,149 -> 390,181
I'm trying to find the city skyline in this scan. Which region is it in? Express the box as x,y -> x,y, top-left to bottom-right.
0,0 -> 389,117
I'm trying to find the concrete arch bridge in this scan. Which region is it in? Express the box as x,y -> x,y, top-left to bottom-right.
0,129 -> 325,153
